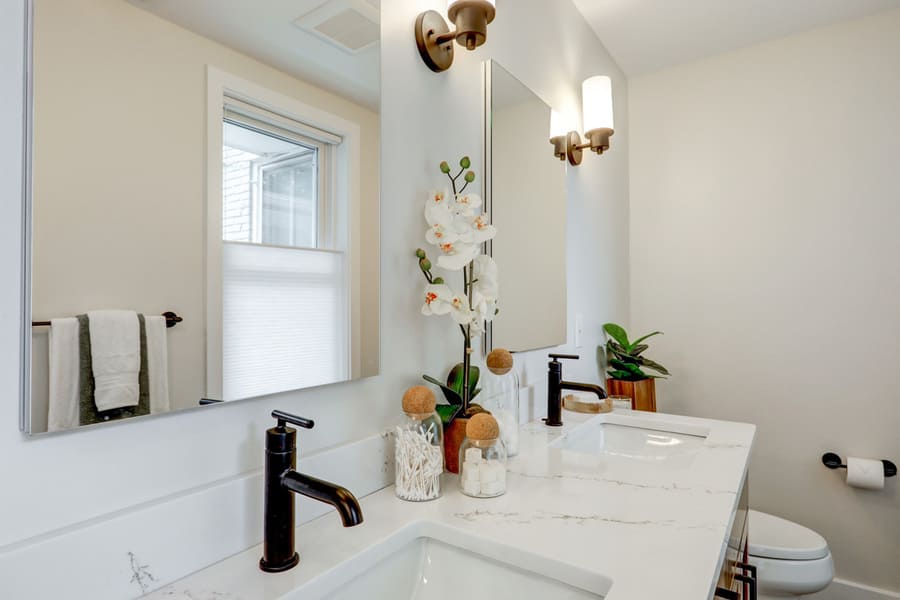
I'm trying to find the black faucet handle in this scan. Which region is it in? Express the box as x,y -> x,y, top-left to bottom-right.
549,353 -> 580,361
272,410 -> 315,430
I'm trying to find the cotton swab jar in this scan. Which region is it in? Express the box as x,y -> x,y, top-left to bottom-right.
458,413 -> 507,498
395,386 -> 445,502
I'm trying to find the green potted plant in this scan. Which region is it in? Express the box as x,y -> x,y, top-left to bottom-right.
603,323 -> 669,412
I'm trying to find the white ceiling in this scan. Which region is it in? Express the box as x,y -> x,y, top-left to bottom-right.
570,0 -> 900,76
128,0 -> 380,111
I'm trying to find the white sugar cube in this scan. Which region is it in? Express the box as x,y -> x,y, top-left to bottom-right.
462,462 -> 481,482
464,447 -> 483,464
479,462 -> 499,484
463,479 -> 481,496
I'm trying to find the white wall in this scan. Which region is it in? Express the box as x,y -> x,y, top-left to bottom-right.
0,0 -> 629,595
629,9 -> 900,592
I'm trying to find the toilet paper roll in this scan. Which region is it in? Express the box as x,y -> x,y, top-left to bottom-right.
846,457 -> 885,490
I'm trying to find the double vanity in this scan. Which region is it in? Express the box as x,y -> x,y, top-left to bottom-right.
148,410 -> 755,600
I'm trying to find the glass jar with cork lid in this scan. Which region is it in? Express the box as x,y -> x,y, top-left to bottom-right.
478,348 -> 520,456
458,413 -> 507,498
395,386 -> 444,502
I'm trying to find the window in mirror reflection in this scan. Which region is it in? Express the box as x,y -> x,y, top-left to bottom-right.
219,101 -> 348,400
222,122 -> 325,249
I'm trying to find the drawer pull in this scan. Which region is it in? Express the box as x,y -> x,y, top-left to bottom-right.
735,561 -> 757,579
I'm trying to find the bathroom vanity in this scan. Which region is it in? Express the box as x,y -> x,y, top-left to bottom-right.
147,410 -> 755,600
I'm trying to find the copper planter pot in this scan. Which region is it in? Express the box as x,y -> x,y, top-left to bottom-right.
443,417 -> 469,474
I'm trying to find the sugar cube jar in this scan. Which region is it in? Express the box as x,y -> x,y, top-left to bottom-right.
458,413 -> 507,498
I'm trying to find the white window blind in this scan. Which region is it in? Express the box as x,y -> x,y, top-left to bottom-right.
222,242 -> 348,400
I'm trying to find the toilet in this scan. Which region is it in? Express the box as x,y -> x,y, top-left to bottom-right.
749,510 -> 834,598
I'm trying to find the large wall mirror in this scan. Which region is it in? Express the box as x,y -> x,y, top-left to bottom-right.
484,61 -> 566,352
23,0 -> 381,434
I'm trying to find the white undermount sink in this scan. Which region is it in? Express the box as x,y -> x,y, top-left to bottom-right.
552,414 -> 709,465
284,522 -> 609,600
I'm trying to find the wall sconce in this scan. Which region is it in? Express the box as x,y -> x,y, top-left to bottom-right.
415,0 -> 496,73
549,76 -> 615,166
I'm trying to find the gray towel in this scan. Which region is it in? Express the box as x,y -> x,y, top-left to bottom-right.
78,314 -> 151,426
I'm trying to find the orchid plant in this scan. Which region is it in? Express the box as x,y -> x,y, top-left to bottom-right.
415,156 -> 499,424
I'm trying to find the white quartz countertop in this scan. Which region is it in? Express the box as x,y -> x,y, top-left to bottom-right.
147,410 -> 755,600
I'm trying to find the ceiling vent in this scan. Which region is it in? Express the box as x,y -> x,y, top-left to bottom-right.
294,0 -> 380,54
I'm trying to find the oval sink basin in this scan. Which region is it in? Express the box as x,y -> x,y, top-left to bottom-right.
285,522 -> 610,599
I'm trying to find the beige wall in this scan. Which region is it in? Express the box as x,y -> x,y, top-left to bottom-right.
629,9 -> 900,591
31,0 -> 380,421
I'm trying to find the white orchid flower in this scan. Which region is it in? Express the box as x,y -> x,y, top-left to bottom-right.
425,221 -> 460,246
469,316 -> 486,337
421,284 -> 454,316
472,255 -> 499,297
436,240 -> 480,271
469,214 -> 497,244
473,290 -> 498,324
449,295 -> 474,325
428,188 -> 451,209
454,193 -> 482,216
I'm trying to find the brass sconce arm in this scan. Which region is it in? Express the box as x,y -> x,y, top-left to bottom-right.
550,129 -> 615,166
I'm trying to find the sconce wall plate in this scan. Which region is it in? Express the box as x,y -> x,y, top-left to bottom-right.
415,10 -> 454,73
566,131 -> 584,166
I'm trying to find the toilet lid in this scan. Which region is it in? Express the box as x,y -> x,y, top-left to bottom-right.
748,510 -> 829,561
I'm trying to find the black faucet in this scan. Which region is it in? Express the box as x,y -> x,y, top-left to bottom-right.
544,353 -> 607,427
259,410 -> 364,573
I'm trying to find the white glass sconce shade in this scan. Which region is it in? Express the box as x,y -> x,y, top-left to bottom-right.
549,109 -> 567,139
582,76 -> 614,133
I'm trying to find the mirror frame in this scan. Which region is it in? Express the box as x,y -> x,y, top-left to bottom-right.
20,0 -> 35,433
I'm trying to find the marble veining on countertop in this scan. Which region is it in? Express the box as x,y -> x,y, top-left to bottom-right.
146,410 -> 755,600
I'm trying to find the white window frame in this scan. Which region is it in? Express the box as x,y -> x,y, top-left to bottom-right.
205,67 -> 363,399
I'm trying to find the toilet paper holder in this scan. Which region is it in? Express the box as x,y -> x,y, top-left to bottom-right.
822,452 -> 897,478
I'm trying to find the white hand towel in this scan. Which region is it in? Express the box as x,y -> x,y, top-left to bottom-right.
47,317 -> 80,432
144,315 -> 170,414
88,310 -> 140,411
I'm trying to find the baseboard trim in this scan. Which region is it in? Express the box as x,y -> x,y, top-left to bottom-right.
804,578 -> 900,600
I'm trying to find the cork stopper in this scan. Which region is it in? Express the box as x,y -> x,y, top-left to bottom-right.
466,413 -> 500,441
402,385 -> 437,415
486,348 -> 513,375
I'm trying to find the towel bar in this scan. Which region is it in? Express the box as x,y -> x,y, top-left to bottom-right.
32,311 -> 183,329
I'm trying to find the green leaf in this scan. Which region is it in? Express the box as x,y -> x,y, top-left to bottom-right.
447,363 -> 480,398
435,404 -> 462,425
603,323 -> 630,348
609,358 -> 638,371
628,331 -> 662,351
423,374 -> 462,405
630,344 -> 649,356
608,369 -> 639,381
621,362 -> 647,377
636,356 -> 669,376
